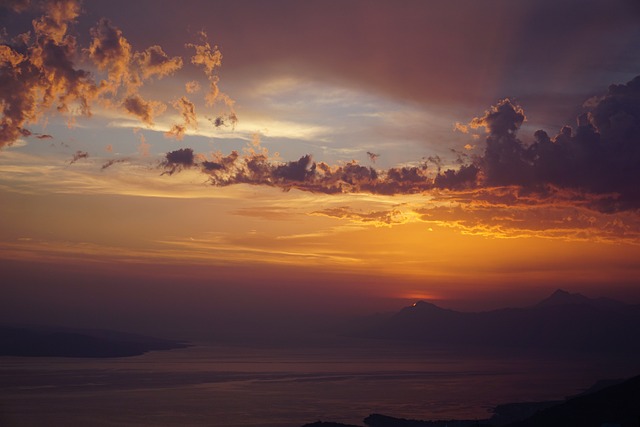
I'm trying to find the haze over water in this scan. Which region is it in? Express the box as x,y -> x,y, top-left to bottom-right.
3,343 -> 639,427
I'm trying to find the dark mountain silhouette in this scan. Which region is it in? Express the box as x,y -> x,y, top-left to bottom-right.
489,401 -> 560,426
505,374 -> 640,427
536,289 -> 626,311
0,325 -> 189,358
302,416 -> 489,427
299,374 -> 640,427
348,290 -> 640,352
364,414 -> 491,426
301,422 -> 363,427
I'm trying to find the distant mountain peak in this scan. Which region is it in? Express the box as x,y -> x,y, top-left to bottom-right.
537,289 -> 625,310
400,300 -> 451,316
537,289 -> 592,307
410,300 -> 442,310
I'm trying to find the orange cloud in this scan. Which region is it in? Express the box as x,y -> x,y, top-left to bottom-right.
0,0 -> 95,148
454,122 -> 469,134
0,2 -> 229,148
312,206 -> 418,228
186,32 -> 222,105
186,31 -> 237,124
165,96 -> 197,140
88,18 -> 133,95
122,94 -> 166,125
185,80 -> 201,93
134,45 -> 182,80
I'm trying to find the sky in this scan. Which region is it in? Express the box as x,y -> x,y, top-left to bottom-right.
1,0 -> 640,340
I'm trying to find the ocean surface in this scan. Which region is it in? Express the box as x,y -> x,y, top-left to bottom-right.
1,341 -> 638,427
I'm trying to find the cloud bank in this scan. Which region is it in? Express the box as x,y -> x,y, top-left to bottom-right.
161,74 -> 640,213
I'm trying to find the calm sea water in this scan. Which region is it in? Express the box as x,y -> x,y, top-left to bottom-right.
1,342 -> 638,427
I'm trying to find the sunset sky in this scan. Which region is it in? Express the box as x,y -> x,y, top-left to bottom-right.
1,0 -> 640,339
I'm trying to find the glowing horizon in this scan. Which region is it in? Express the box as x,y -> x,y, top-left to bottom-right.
1,0 -> 640,325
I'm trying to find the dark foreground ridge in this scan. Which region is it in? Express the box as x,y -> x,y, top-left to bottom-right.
303,416 -> 490,427
0,325 -> 189,358
301,374 -> 640,427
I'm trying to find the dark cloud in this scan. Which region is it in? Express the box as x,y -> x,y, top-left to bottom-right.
161,148 -> 194,175
100,157 -> 129,170
164,147 -> 433,195
69,149 -> 88,164
433,164 -> 479,190
470,99 -> 532,187
463,75 -> 640,210
273,155 -> 315,182
209,112 -> 238,129
366,151 -> 380,163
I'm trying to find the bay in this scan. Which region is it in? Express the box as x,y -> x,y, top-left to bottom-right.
1,342 -> 638,426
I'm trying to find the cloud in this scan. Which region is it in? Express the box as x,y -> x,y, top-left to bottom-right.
312,206 -> 416,227
186,31 -> 237,123
101,157 -> 128,170
0,0 -> 95,148
163,142 -> 434,195
88,17 -> 133,95
122,94 -> 166,125
69,150 -> 88,164
1,0 -> 32,13
185,80 -> 201,93
32,0 -> 81,44
87,19 -> 182,127
0,2 -> 226,148
414,186 -> 640,244
308,187 -> 640,244
157,73 -> 640,215
4,1 -> 640,219
87,22 -> 181,94
122,95 -> 152,125
162,148 -> 195,175
470,99 -> 531,187
134,128 -> 150,157
458,75 -> 640,210
454,122 -> 469,134
165,96 -> 197,140
134,45 -> 182,80
186,32 -> 222,105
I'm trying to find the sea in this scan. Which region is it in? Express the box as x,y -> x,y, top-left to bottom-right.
1,341 -> 638,427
